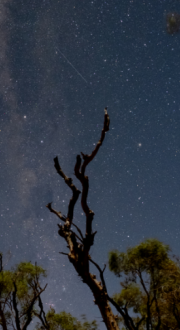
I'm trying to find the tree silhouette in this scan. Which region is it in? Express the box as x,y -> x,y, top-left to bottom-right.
47,109 -> 126,330
0,256 -> 47,330
47,110 -> 180,330
109,238 -> 180,329
0,254 -> 98,330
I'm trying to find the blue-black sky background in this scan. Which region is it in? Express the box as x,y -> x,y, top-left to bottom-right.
1,0 -> 180,329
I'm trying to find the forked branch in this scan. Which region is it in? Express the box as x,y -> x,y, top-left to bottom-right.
47,109 -> 122,330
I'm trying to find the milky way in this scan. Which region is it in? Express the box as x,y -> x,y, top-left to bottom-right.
1,1 -> 180,329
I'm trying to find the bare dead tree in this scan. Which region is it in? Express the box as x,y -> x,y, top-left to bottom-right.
47,109 -> 138,330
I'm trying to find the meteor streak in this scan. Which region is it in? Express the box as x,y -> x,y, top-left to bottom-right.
56,47 -> 87,83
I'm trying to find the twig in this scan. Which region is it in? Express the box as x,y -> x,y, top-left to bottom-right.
46,203 -> 66,222
89,258 -> 107,291
69,230 -> 83,243
72,222 -> 84,240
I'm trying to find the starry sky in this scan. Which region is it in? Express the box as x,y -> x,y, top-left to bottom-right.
1,0 -> 180,329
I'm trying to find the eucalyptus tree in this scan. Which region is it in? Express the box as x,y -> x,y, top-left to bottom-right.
0,254 -> 97,330
0,256 -> 47,330
109,238 -> 180,330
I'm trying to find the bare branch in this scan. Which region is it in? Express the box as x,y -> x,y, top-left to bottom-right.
53,156 -> 81,225
107,295 -> 135,330
89,255 -> 137,330
71,222 -> 84,240
89,257 -> 107,292
0,253 -> 2,272
138,270 -> 149,297
34,295 -> 50,330
12,283 -> 21,330
69,230 -> 83,243
47,110 -> 121,330
136,316 -> 145,329
46,203 -> 66,222
102,264 -> 106,273
73,109 -> 110,256
81,108 -> 110,176
154,294 -> 161,330
22,284 -> 47,330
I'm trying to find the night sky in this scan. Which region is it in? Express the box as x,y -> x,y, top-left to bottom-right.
1,0 -> 180,329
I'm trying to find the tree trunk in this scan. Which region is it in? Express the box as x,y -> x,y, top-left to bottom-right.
47,109 -> 120,330
0,302 -> 8,330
